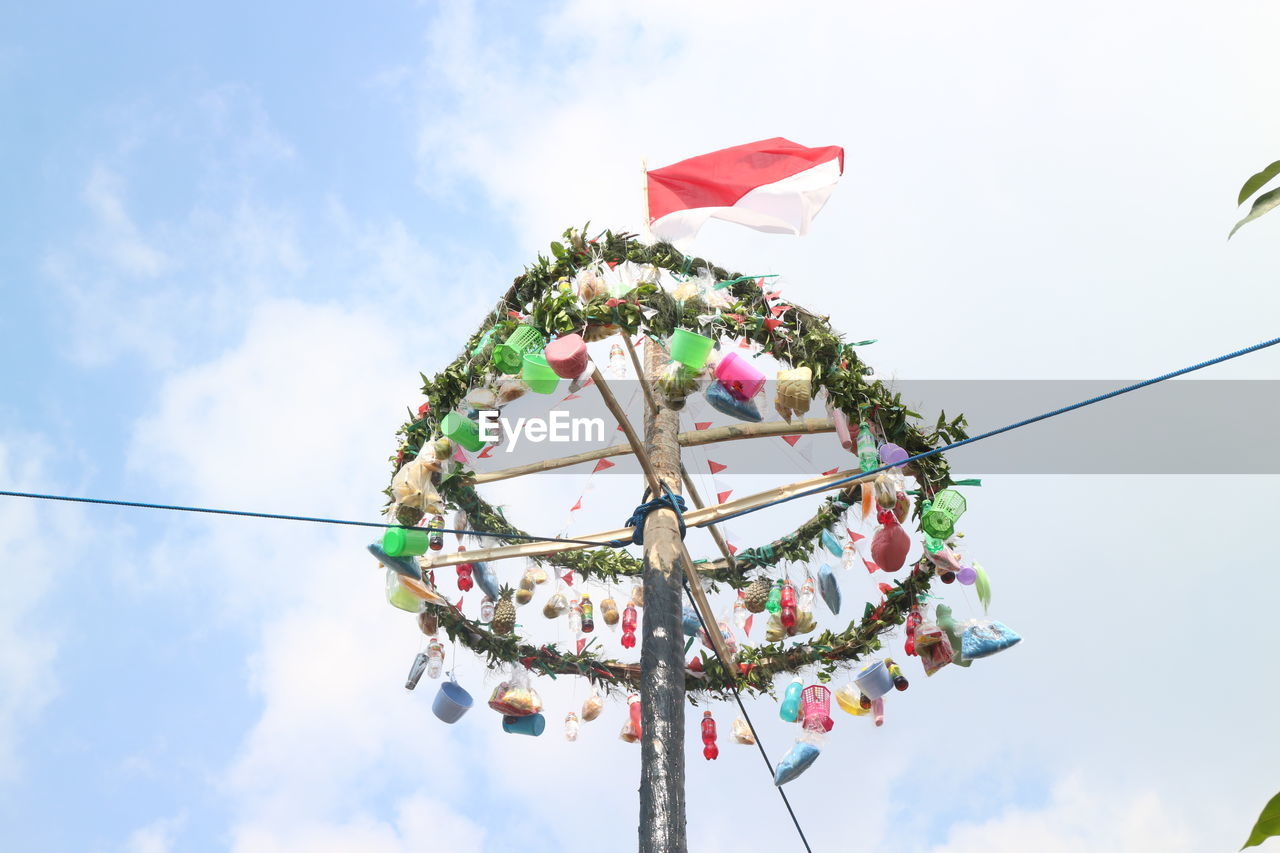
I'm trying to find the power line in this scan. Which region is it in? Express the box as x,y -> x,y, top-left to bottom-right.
702,333 -> 1280,528
0,489 -> 610,548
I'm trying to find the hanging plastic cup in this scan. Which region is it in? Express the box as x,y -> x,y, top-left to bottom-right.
502,713 -> 547,736
879,443 -> 909,467
441,411 -> 484,452
921,488 -> 967,539
853,660 -> 894,700
383,526 -> 429,557
521,353 -> 561,395
432,679 -> 474,724
714,350 -> 766,400
544,334 -> 589,379
492,325 -> 546,374
668,329 -> 715,371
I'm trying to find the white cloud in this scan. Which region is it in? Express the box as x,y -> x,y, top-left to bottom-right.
124,813 -> 186,853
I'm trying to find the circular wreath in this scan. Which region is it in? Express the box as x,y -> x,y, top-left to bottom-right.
380,228 -> 971,699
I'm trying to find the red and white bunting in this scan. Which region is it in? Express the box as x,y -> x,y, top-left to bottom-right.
592,458 -> 616,473
694,421 -> 712,431
707,460 -> 728,475
781,435 -> 801,447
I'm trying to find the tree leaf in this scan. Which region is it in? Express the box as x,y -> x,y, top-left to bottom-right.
1229,186 -> 1280,238
1243,791 -> 1280,849
1239,160 -> 1280,206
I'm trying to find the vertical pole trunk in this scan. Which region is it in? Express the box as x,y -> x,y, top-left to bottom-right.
638,338 -> 687,853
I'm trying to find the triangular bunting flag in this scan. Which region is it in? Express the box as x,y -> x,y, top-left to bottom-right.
727,542 -> 739,555
822,467 -> 839,476
452,445 -> 470,464
770,304 -> 790,317
781,435 -> 801,447
562,393 -> 581,402
743,614 -> 753,635
695,421 -> 712,431
478,445 -> 495,459
863,558 -> 880,574
847,528 -> 865,542
569,498 -> 583,512
562,571 -> 574,586
580,376 -> 596,390
764,318 -> 784,332
708,460 -> 728,474
592,458 -> 616,473
576,637 -> 587,654
717,489 -> 734,503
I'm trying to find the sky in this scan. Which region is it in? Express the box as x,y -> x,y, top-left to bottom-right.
2,1 -> 1280,850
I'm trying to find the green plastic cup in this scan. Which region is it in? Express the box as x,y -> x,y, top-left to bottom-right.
492,325 -> 546,374
921,489 -> 967,539
441,411 -> 484,452
387,578 -> 423,613
383,526 -> 430,557
521,353 -> 560,395
668,329 -> 715,371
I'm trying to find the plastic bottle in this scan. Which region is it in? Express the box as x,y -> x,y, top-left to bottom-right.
564,711 -> 580,742
580,593 -> 594,633
904,609 -> 923,656
480,596 -> 495,623
608,343 -> 627,378
857,422 -> 879,473
842,539 -> 860,571
426,638 -> 444,679
798,577 -> 816,613
779,677 -> 803,722
733,589 -> 749,630
428,514 -> 445,551
455,546 -> 474,592
780,581 -> 797,631
766,581 -> 782,614
629,694 -> 643,741
701,711 -> 719,760
621,603 -> 638,649
568,596 -> 583,634
405,653 -> 428,690
886,658 -> 909,691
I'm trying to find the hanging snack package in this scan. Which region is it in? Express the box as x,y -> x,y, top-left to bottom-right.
773,731 -> 824,786
581,688 -> 604,722
916,624 -> 954,676
516,568 -> 536,605
630,583 -> 645,608
960,620 -> 1022,660
488,669 -> 543,717
543,591 -> 569,619
600,596 -> 620,626
618,719 -> 639,743
654,361 -> 700,410
732,716 -> 756,745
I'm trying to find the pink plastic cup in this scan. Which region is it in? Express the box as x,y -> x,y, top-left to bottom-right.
714,351 -> 766,401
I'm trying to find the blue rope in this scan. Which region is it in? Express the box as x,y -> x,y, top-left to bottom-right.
702,334 -> 1280,529
0,489 -> 609,548
617,491 -> 688,546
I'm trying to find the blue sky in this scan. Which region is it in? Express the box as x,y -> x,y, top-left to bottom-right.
3,1 -> 1280,851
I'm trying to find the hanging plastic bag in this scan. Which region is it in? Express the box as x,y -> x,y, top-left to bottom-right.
655,361 -> 700,410
581,688 -> 604,722
870,509 -> 911,572
916,624 -> 954,676
773,730 -> 824,786
817,564 -> 841,615
543,591 -> 570,619
488,669 -> 543,717
706,380 -> 763,422
731,716 -> 756,745
600,596 -> 620,626
960,620 -> 1021,660
516,568 -> 537,605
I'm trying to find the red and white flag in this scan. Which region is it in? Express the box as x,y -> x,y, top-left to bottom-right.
646,138 -> 844,247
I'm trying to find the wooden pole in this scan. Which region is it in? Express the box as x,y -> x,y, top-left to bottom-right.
638,336 -> 687,853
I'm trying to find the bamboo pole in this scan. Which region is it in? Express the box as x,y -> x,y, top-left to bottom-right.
470,417 -> 835,485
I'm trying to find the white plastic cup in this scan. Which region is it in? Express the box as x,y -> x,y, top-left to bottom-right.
853,660 -> 894,700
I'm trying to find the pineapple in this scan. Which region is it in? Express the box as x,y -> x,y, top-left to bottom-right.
492,586 -> 516,635
743,578 -> 770,613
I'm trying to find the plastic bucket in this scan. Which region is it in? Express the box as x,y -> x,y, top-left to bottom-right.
502,713 -> 546,736
854,660 -> 894,700
492,325 -> 546,374
383,526 -> 429,557
544,334 -> 589,379
433,680 -> 474,723
521,354 -> 560,395
668,329 -> 715,371
714,350 -> 766,401
800,685 -> 833,732
441,411 -> 484,452
922,489 -> 967,539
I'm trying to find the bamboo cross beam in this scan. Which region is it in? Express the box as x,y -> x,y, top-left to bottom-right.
419,465 -> 875,570
470,417 -> 835,485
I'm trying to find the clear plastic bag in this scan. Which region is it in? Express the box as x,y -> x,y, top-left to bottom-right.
732,716 -> 756,745
773,731 -> 823,786
543,591 -> 569,619
488,669 -> 543,717
581,688 -> 604,722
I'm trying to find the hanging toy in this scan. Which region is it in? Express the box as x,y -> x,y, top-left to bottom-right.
564,711 -> 580,742
732,716 -> 756,745
817,564 -> 841,615
935,604 -> 973,669
773,729 -> 824,786
600,595 -> 619,626
870,509 -> 911,572
581,688 -> 604,722
779,581 -> 798,632
405,652 -> 429,690
455,546 -> 474,592
516,568 -> 536,605
701,711 -> 719,760
621,603 -> 638,648
886,658 -> 910,691
427,514 -> 445,551
857,420 -> 879,473
426,638 -> 445,679
766,581 -> 783,614
480,596 -> 495,623
580,593 -> 594,633
779,677 -> 803,722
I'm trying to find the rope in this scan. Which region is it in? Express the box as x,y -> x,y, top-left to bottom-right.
0,489 -> 611,548
702,333 -> 1280,528
618,492 -> 688,546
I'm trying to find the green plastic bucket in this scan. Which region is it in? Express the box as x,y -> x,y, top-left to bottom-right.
921,489 -> 967,539
441,411 -> 484,452
668,329 -> 715,371
521,353 -> 560,395
383,526 -> 430,557
492,325 -> 546,374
